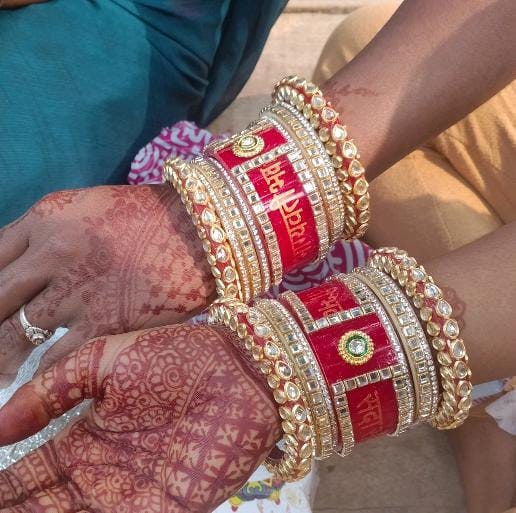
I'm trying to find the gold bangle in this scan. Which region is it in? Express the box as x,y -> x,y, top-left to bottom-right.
352,268 -> 439,422
337,273 -> 416,436
208,298 -> 314,481
163,158 -> 242,299
273,76 -> 370,240
263,103 -> 342,249
256,298 -> 338,460
368,248 -> 472,429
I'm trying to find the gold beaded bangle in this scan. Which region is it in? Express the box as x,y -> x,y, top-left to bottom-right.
273,75 -> 370,240
163,158 -> 242,299
256,298 -> 338,460
208,299 -> 315,481
194,159 -> 260,301
368,248 -> 472,429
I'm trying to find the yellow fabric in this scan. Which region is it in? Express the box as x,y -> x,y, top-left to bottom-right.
313,1 -> 516,260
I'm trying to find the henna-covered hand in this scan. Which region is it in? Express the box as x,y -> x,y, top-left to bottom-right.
0,185 -> 215,387
0,324 -> 280,512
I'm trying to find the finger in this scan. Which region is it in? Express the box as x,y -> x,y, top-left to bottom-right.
36,327 -> 89,377
0,215 -> 29,271
0,338 -> 107,446
0,442 -> 61,507
0,252 -> 50,324
0,295 -> 73,388
0,481 -> 86,513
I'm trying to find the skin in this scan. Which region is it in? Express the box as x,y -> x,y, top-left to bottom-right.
0,186 -> 214,388
0,324 -> 280,512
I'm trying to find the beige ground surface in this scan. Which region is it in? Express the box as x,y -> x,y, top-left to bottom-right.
213,1 -> 467,512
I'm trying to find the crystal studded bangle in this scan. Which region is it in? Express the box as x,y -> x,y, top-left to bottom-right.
279,278 -> 417,453
256,298 -> 338,460
163,159 -> 243,299
368,247 -> 472,429
163,76 -> 372,303
273,75 -> 370,240
351,267 -> 439,422
207,298 -> 315,482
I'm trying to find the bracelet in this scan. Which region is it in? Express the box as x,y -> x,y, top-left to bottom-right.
163,159 -> 243,299
333,274 -> 416,436
163,75 -> 371,303
273,75 -> 370,240
208,299 -> 314,481
279,279 -> 417,453
351,268 -> 439,422
256,298 -> 338,460
368,247 -> 472,429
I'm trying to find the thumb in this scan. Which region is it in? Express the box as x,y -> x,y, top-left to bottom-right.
0,337 -> 107,446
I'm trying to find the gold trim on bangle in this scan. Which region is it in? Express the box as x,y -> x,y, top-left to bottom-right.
208,298 -> 314,482
353,267 -> 439,422
257,298 -> 338,460
163,158 -> 243,299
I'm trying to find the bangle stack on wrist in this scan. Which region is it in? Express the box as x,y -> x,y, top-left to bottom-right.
164,75 -> 369,302
208,247 -> 471,481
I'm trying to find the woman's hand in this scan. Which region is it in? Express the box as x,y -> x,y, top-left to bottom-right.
0,185 -> 214,387
0,324 -> 280,512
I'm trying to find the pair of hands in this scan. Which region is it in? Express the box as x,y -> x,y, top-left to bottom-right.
0,186 -> 280,511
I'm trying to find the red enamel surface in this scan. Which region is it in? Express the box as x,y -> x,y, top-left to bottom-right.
211,126 -> 287,169
347,381 -> 399,442
247,154 -> 319,271
296,281 -> 358,319
307,314 -> 398,384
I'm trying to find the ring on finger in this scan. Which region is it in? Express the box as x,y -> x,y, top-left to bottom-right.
19,304 -> 54,346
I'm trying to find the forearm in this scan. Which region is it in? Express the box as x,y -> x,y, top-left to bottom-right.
323,0 -> 516,179
425,221 -> 516,384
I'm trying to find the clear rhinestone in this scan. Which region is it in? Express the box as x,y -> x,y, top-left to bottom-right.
443,319 -> 459,339
456,380 -> 472,397
426,321 -> 440,337
321,107 -> 337,122
247,309 -> 259,325
318,127 -> 330,142
432,337 -> 446,351
293,405 -> 307,423
420,307 -> 433,321
349,159 -> 364,177
276,361 -> 293,379
273,389 -> 287,404
343,141 -> 357,159
437,351 -> 452,366
210,226 -> 226,243
267,374 -> 280,389
223,267 -> 236,283
453,360 -> 469,379
424,283 -> 441,299
185,177 -> 196,191
215,246 -> 229,262
353,178 -> 368,195
255,324 -> 271,338
201,209 -> 216,225
285,382 -> 301,401
450,339 -> 466,359
348,337 -> 367,356
331,124 -> 347,141
264,341 -> 280,358
411,268 -> 426,282
310,94 -> 326,110
193,190 -> 208,204
436,299 -> 452,317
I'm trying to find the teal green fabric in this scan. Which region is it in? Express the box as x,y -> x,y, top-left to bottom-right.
0,0 -> 286,225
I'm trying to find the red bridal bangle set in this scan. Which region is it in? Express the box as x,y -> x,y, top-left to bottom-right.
163,75 -> 369,302
163,75 -> 472,481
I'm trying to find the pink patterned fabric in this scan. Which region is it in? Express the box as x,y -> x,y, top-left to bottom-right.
129,121 -> 371,285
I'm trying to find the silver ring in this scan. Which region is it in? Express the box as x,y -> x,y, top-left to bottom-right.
19,305 -> 54,346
